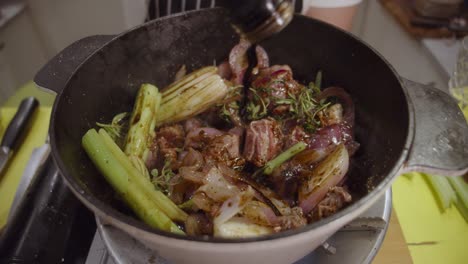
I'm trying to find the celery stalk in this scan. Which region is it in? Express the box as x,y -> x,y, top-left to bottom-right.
162,66 -> 218,102
448,176 -> 468,208
156,67 -> 228,125
454,198 -> 468,223
125,83 -> 161,161
448,176 -> 468,222
161,66 -> 218,103
99,129 -> 188,222
82,129 -> 184,234
423,174 -> 457,211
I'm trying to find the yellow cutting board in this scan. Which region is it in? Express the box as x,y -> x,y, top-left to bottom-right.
393,173 -> 468,264
392,99 -> 468,264
0,107 -> 51,230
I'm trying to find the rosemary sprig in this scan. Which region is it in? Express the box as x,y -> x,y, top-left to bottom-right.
96,112 -> 129,145
218,85 -> 243,123
246,87 -> 269,120
151,159 -> 177,194
245,70 -> 329,131
220,101 -> 240,123
308,71 -> 322,95
274,86 -> 328,132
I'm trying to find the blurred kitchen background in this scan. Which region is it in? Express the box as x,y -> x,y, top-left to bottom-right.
0,0 -> 463,105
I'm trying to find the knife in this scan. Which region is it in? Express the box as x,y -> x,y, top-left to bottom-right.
0,97 -> 39,176
339,216 -> 387,232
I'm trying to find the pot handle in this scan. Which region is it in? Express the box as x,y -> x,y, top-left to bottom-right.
402,78 -> 468,176
34,35 -> 115,94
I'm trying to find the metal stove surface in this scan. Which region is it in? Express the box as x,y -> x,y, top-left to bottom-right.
85,190 -> 391,264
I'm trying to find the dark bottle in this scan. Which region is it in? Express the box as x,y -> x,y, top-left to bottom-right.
217,0 -> 294,43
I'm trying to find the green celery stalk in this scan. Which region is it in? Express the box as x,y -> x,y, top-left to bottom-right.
423,174 -> 457,211
161,66 -> 218,103
125,83 -> 161,161
99,129 -> 188,222
448,176 -> 468,208
156,67 -> 228,125
161,66 -> 217,101
448,176 -> 468,222
82,129 -> 184,234
454,198 -> 468,223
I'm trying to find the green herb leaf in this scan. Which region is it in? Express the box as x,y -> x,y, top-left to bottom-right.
315,71 -> 322,90
151,159 -> 177,194
96,112 -> 129,146
246,87 -> 269,120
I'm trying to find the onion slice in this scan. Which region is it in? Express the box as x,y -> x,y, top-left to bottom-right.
298,144 -> 349,214
214,186 -> 255,227
318,87 -> 355,125
214,217 -> 273,238
197,167 -> 239,202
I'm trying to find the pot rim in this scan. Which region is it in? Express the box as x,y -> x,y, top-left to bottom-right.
49,9 -> 414,244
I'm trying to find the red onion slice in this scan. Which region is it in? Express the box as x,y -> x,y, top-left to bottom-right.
228,41 -> 270,85
185,127 -> 224,148
298,144 -> 349,214
217,61 -> 232,80
318,87 -> 355,125
229,41 -> 250,85
255,45 -> 270,69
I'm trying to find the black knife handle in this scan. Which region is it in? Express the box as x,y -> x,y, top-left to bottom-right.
1,97 -> 39,150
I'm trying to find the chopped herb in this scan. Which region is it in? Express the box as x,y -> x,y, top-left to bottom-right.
245,70 -> 329,130
315,71 -> 322,90
258,86 -> 273,95
96,112 -> 129,146
220,101 -> 240,123
275,84 -> 329,132
178,199 -> 195,210
308,71 -> 323,95
246,87 -> 269,120
218,85 -> 243,123
151,159 -> 177,194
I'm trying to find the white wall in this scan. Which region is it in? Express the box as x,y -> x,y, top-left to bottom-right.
27,0 -> 128,58
0,0 -> 146,102
121,0 -> 148,30
353,0 -> 448,90
0,50 -> 17,104
0,8 -> 48,104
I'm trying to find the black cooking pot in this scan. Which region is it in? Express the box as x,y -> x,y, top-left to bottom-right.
33,8 -> 467,264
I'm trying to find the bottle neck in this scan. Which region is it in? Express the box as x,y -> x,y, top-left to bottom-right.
218,0 -> 294,43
